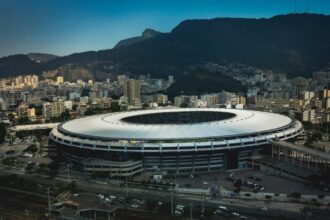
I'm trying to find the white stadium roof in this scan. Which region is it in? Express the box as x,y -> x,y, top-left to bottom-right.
59,108 -> 294,140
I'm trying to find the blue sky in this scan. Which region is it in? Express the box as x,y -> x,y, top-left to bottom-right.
0,0 -> 330,58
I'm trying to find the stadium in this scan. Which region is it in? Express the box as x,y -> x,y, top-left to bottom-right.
49,108 -> 303,177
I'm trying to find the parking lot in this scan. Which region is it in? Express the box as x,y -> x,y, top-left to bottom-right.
169,169 -> 330,196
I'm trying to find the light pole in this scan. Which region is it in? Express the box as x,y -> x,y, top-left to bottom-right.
66,163 -> 73,178
202,192 -> 205,210
47,187 -> 51,216
125,175 -> 128,197
170,191 -> 174,215
190,202 -> 193,220
174,173 -> 177,186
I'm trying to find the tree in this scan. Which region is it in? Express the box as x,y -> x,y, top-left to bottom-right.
27,144 -> 39,153
50,116 -> 61,122
314,133 -> 322,141
84,108 -> 95,116
110,102 -> 120,112
234,179 -> 242,193
72,104 -> 78,111
145,200 -> 157,210
60,109 -> 70,121
0,123 -> 6,144
290,192 -> 301,198
7,113 -> 15,122
265,195 -> 272,199
180,103 -> 188,108
67,180 -> 79,193
18,117 -> 32,125
35,106 -> 43,116
36,163 -> 48,174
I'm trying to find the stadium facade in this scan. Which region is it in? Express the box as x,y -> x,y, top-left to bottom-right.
49,108 -> 303,177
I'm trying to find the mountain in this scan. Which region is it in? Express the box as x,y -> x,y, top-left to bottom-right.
107,13 -> 330,78
27,53 -> 58,63
1,13 -> 330,81
0,54 -> 41,77
114,29 -> 161,48
0,53 -> 58,77
166,70 -> 247,97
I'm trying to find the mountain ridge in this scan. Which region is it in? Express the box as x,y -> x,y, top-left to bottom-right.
114,28 -> 161,48
1,13 -> 330,79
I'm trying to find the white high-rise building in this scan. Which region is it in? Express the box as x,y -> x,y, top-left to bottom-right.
124,79 -> 141,106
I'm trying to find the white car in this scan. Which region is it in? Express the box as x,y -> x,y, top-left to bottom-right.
218,205 -> 228,211
174,210 -> 181,215
176,204 -> 184,210
261,207 -> 268,211
214,209 -> 223,214
232,212 -> 240,217
131,204 -> 138,208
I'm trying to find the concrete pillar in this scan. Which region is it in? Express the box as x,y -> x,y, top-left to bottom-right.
278,146 -> 281,160
307,155 -> 310,169
292,150 -> 295,166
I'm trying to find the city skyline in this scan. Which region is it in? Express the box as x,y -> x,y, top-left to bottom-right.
1,0 -> 330,58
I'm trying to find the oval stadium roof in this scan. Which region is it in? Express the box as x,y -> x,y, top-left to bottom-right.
59,108 -> 293,140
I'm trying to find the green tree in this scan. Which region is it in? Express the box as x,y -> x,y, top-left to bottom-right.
0,123 -> 7,144
67,180 -> 79,193
84,108 -> 95,115
50,116 -> 60,122
18,117 -> 32,125
180,103 -> 188,108
60,109 -> 70,121
145,200 -> 157,210
72,104 -> 78,111
234,179 -> 243,193
7,113 -> 15,122
110,102 -> 120,112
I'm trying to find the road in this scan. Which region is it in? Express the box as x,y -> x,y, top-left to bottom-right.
0,166 -> 323,220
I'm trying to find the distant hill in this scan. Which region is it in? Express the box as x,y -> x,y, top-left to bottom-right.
0,53 -> 57,77
166,70 -> 247,97
1,13 -> 330,83
0,54 -> 40,77
27,53 -> 58,63
114,29 -> 161,48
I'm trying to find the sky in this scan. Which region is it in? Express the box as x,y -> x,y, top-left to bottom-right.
0,0 -> 330,58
